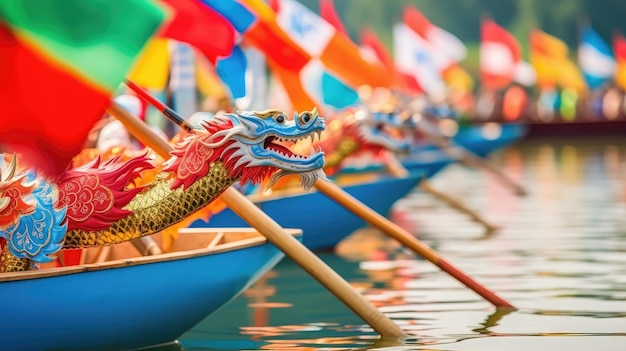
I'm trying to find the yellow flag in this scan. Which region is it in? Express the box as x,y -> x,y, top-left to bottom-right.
128,38 -> 170,90
616,61 -> 626,91
530,29 -> 586,94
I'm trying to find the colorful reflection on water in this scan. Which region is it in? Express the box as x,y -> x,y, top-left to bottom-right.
169,137 -> 626,351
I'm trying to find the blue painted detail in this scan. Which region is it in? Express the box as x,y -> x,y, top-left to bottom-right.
1,175 -> 66,266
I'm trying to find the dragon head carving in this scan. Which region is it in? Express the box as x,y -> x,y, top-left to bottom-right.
342,108 -> 411,153
165,109 -> 327,191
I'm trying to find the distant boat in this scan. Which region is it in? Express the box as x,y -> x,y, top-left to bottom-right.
451,122 -> 528,157
340,122 -> 527,176
191,173 -> 423,250
0,228 -> 300,351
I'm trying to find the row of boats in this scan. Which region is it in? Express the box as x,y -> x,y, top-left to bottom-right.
0,109 -> 525,350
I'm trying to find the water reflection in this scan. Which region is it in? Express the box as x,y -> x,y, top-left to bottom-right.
175,137 -> 626,351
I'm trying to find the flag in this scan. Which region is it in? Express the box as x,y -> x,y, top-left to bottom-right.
319,0 -> 348,36
240,0 -> 311,73
360,27 -> 420,94
393,23 -> 446,96
158,0 -> 235,63
299,59 -> 359,110
238,0 -> 313,109
206,0 -> 311,99
530,29 -> 585,93
0,0 -> 167,176
128,38 -> 171,91
480,19 -> 521,89
578,26 -> 616,90
272,0 -> 390,89
404,6 -> 466,65
614,32 -> 626,91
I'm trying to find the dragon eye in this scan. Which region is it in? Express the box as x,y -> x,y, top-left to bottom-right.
299,112 -> 312,125
275,114 -> 285,123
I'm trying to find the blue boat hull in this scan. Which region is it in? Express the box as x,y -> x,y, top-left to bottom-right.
191,174 -> 422,251
1,234 -> 291,351
453,122 -> 527,157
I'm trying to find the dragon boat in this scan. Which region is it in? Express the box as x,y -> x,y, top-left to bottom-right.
190,108 -> 423,250
340,122 -> 527,176
0,109 -> 327,350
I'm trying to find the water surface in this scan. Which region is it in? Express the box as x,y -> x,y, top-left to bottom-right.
175,137 -> 626,351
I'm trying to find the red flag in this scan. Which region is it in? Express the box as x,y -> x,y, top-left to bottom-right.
614,32 -> 626,90
360,27 -> 421,94
158,0 -> 235,63
319,0 -> 348,36
480,19 -> 521,89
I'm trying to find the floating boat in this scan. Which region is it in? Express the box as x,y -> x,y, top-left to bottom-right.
1,228 -> 301,351
190,173 -> 423,251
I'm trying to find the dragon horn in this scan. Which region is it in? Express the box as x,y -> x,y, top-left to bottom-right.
2,154 -> 17,182
311,107 -> 318,117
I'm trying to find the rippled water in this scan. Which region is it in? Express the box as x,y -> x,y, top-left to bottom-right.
172,137 -> 626,351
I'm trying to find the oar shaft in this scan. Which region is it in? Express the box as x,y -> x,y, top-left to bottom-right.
221,187 -> 407,336
107,100 -> 407,337
126,80 -> 196,134
314,179 -> 515,309
420,125 -> 527,197
385,152 -> 497,231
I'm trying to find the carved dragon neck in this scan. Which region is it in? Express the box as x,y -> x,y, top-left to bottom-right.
62,161 -> 237,248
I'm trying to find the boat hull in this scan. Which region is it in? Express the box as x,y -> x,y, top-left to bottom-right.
453,122 -> 527,157
1,233 -> 291,351
191,174 -> 422,251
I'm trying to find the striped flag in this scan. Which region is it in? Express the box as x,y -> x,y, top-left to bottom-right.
393,22 -> 446,96
403,6 -> 466,67
578,26 -> 615,90
272,0 -> 390,89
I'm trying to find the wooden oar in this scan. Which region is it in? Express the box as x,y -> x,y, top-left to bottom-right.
417,120 -> 527,197
106,101 -> 407,338
385,152 -> 498,232
313,179 -> 513,308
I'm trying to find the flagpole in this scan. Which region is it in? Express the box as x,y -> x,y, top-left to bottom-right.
106,100 -> 407,338
125,81 -> 515,309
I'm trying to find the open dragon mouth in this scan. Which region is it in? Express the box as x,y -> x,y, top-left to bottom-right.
361,123 -> 409,152
260,131 -> 326,191
262,131 -> 323,161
